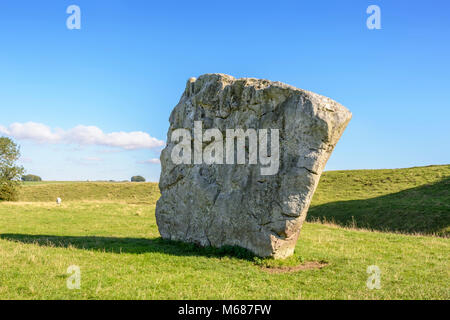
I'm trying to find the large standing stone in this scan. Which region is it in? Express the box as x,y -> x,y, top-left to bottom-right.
156,74 -> 351,258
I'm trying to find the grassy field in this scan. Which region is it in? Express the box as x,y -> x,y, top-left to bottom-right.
18,182 -> 160,204
309,165 -> 450,236
0,165 -> 448,299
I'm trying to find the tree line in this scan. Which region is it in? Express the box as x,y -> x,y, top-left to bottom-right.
0,137 -> 24,201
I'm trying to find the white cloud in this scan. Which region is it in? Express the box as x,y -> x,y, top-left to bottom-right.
0,125 -> 8,135
0,122 -> 165,151
138,158 -> 161,164
83,157 -> 102,162
98,148 -> 122,154
6,122 -> 61,143
19,157 -> 33,164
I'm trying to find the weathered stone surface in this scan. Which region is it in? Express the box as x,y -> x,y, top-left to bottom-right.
156,74 -> 351,258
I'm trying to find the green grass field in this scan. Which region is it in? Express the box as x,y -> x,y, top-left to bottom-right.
18,181 -> 160,204
0,165 -> 448,299
309,165 -> 450,236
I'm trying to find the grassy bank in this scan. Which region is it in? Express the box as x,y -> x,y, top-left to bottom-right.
309,165 -> 450,236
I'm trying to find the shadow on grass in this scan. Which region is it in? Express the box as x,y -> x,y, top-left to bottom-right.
0,233 -> 257,260
308,177 -> 450,236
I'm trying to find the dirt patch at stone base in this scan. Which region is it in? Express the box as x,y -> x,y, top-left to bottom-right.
262,261 -> 328,274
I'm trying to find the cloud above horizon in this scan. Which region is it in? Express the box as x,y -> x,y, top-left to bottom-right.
0,122 -> 165,151
138,158 -> 161,164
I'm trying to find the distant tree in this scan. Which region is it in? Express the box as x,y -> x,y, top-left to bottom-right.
0,137 -> 24,201
21,174 -> 42,182
131,175 -> 146,182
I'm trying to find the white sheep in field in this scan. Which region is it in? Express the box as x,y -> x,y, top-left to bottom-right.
56,197 -> 62,205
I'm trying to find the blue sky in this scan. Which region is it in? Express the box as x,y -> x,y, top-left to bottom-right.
0,0 -> 449,181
